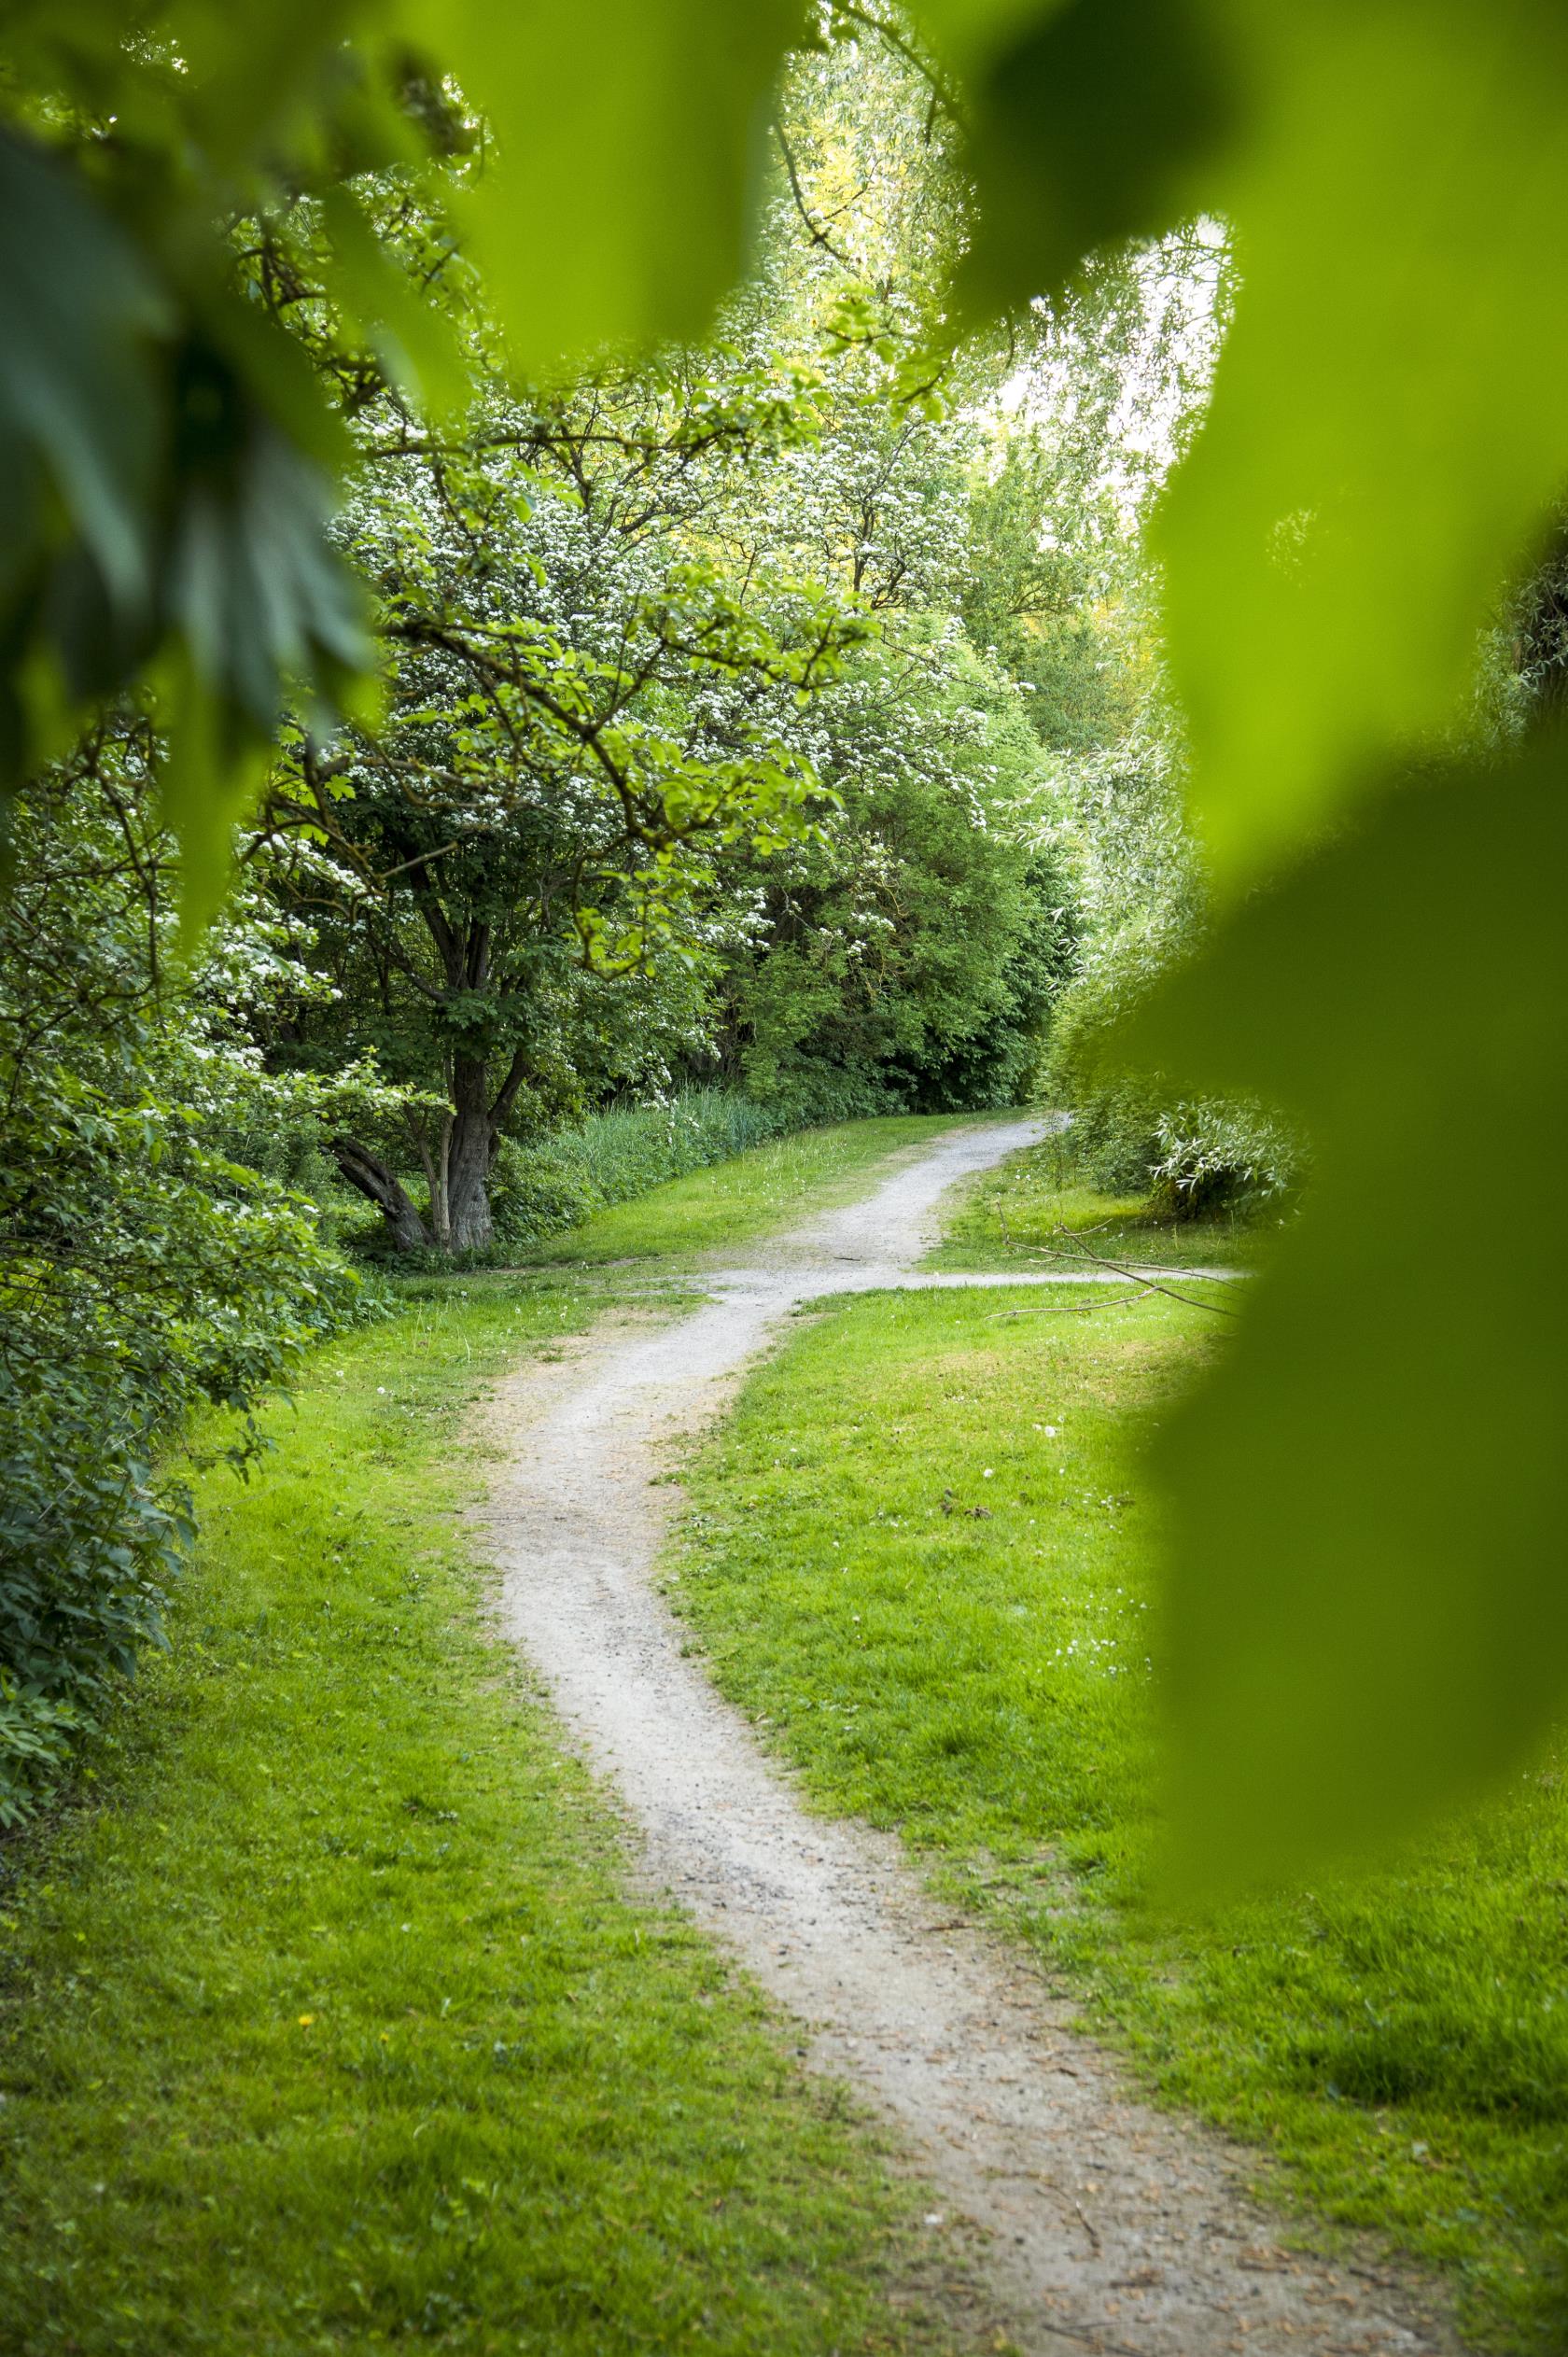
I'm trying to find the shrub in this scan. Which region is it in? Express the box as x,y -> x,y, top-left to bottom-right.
1146,1101 -> 1299,1220
0,765 -> 371,1822
488,1137 -> 606,1240
1045,924 -> 1296,1214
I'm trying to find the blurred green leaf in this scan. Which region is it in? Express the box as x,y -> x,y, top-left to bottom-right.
959,0 -> 1237,314
0,129 -> 166,624
1157,0 -> 1568,883
164,0 -> 371,157
156,658 -> 273,944
155,308 -> 370,909
950,0 -> 1568,878
1133,732 -> 1568,1889
427,0 -> 807,371
908,0 -> 1066,74
319,187 -> 469,417
0,93 -> 375,903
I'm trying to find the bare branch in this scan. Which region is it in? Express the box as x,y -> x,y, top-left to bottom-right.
1040,1224 -> 1241,1316
775,119 -> 854,265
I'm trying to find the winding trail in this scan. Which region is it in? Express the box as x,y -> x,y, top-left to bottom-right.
481,1120 -> 1459,2357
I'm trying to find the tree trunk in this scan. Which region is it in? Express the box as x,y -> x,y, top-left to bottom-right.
421,1113 -> 454,1254
330,1138 -> 432,1252
332,1060 -> 497,1257
445,1055 -> 495,1252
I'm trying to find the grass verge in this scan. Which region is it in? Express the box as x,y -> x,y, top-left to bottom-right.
672,1156 -> 1568,2353
0,1149 -> 979,2353
510,1115 -> 965,1268
923,1130 -> 1272,1272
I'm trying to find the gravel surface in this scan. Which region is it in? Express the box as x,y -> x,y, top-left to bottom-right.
480,1119 -> 1461,2357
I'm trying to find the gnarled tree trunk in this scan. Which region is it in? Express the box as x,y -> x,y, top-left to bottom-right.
334,1054 -> 503,1255
330,1138 -> 431,1252
332,889 -> 536,1250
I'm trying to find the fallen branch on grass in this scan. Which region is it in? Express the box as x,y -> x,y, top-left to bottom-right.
1041,1225 -> 1241,1316
987,1285 -> 1157,1319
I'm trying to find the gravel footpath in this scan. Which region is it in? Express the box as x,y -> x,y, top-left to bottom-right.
480,1120 -> 1461,2357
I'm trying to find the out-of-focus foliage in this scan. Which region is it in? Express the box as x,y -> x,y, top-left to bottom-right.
1153,5 -> 1568,887
432,0 -> 807,370
952,0 -> 1568,870
0,9 -> 379,892
943,0 -> 1568,1883
1136,734 -> 1567,1885
959,0 -> 1237,319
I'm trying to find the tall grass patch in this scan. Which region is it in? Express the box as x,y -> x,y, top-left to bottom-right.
490,1091 -> 804,1247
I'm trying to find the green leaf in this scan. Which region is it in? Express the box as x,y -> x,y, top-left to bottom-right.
0,127 -> 166,618
1156,0 -> 1568,883
319,187 -> 469,418
164,0 -> 371,158
156,657 -> 274,944
423,0 -> 807,370
952,0 -> 1568,877
1133,731 -> 1568,1889
0,122 -> 368,909
153,305 -> 369,911
908,0 -> 1067,74
959,0 -> 1237,315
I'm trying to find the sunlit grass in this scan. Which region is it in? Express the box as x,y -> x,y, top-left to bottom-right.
0,1160 -> 968,2354
924,1131 -> 1276,1272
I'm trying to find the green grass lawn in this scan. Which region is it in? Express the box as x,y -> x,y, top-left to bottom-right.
511,1115 -> 965,1268
673,1153 -> 1568,2354
0,1135 -> 982,2357
924,1129 -> 1275,1272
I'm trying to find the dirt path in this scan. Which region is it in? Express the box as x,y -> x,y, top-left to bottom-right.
480,1120 -> 1460,2357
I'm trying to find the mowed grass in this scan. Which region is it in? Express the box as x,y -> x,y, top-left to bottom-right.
923,1130 -> 1272,1272
673,1158 -> 1568,2353
512,1115 -> 964,1267
0,1159 -> 978,2352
